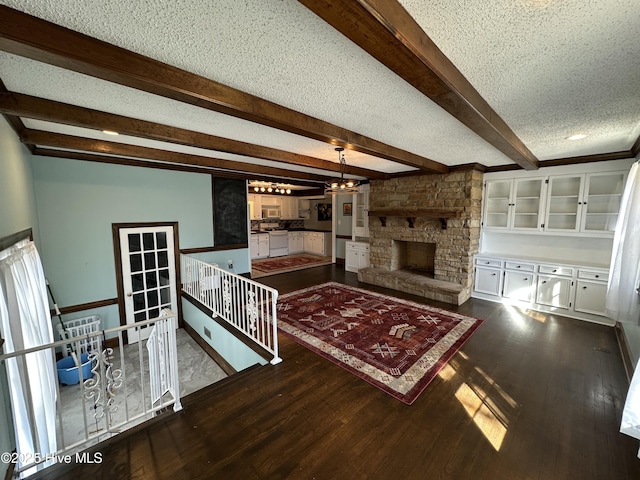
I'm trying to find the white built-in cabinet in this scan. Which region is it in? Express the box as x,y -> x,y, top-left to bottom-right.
482,169 -> 626,236
473,255 -> 611,324
345,241 -> 370,272
353,184 -> 370,237
247,195 -> 311,220
248,194 -> 262,220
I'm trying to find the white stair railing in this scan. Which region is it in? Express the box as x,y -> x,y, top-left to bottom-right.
181,254 -> 281,365
0,310 -> 181,476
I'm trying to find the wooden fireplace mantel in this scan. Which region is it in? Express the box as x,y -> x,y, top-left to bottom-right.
368,209 -> 462,229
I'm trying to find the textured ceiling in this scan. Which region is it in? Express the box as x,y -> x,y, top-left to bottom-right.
0,0 -> 639,184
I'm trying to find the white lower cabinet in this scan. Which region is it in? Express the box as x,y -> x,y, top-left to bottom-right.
472,255 -> 611,325
574,280 -> 607,316
345,241 -> 370,273
474,266 -> 502,296
536,275 -> 572,309
503,271 -> 534,302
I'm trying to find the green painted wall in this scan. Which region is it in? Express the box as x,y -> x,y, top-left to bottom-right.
181,300 -> 267,370
0,117 -> 38,241
31,156 -> 215,330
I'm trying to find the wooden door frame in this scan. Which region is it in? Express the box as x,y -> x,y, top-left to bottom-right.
112,221 -> 183,344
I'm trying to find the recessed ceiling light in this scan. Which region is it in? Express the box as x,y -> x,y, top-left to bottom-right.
102,130 -> 119,135
566,134 -> 587,141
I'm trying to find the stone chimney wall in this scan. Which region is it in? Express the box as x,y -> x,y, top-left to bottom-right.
368,170 -> 483,289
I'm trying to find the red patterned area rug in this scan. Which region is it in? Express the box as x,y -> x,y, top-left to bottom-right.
252,254 -> 332,278
277,282 -> 484,405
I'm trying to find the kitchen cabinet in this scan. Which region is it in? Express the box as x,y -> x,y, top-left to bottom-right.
281,197 -> 298,219
345,241 -> 370,272
472,254 -> 611,325
248,194 -> 262,220
304,232 -> 331,256
250,233 -> 269,259
288,231 -> 304,254
353,184 -> 370,237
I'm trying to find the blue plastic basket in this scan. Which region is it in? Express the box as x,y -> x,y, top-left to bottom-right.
56,353 -> 93,385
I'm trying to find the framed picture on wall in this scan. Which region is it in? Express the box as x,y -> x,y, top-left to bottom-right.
318,203 -> 332,221
343,203 -> 352,216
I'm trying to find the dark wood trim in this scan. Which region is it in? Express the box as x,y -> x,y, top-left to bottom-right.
112,222 -> 183,344
486,150 -> 637,173
0,5 -> 446,173
183,321 -> 236,376
631,134 -> 640,158
182,290 -> 273,364
22,130 -> 334,182
388,162 -> 485,179
614,322 -> 634,383
299,0 -> 538,171
49,298 -> 118,317
0,91 -> 383,179
180,244 -> 248,255
335,257 -> 345,266
335,234 -> 352,240
0,227 -> 32,251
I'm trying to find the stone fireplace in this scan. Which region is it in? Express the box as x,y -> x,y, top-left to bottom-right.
358,169 -> 483,305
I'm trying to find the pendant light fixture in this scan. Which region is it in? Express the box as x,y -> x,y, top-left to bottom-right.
324,147 -> 360,195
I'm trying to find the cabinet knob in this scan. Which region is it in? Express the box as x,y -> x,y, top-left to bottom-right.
523,278 -> 528,281
542,281 -> 547,284
553,269 -> 557,272
595,275 -> 599,278
516,265 -> 521,268
491,273 -> 496,277
583,286 -> 588,289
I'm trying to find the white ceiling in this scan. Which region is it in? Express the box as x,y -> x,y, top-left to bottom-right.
0,0 -> 638,186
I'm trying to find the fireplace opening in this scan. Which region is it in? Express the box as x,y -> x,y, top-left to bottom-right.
392,240 -> 436,277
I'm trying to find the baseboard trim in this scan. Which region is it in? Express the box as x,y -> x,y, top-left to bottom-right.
183,321 -> 236,376
615,321 -> 634,383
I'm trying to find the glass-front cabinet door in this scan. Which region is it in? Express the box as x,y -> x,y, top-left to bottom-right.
483,180 -> 511,229
544,174 -> 584,232
512,178 -> 545,230
580,171 -> 626,234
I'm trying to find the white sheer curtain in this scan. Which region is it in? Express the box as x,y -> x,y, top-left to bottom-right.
610,160 -> 640,457
0,240 -> 57,474
606,160 -> 640,324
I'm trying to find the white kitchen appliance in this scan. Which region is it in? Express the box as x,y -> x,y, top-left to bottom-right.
260,222 -> 289,257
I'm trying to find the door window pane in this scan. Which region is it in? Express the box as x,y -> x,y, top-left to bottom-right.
132,273 -> 144,292
160,287 -> 170,305
158,251 -> 169,268
134,311 -> 147,322
133,293 -> 145,311
130,254 -> 143,273
148,308 -> 160,319
159,269 -> 170,286
143,233 -> 155,251
156,232 -> 167,249
128,234 -> 141,252
144,252 -> 156,270
145,271 -> 158,289
147,290 -> 159,308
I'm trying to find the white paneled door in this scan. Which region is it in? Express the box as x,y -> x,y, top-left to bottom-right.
119,225 -> 178,344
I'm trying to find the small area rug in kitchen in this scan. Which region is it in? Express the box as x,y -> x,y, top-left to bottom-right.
252,254 -> 332,278
277,282 -> 484,405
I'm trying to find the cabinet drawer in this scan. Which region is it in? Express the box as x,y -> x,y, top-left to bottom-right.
504,261 -> 535,272
578,270 -> 608,282
539,265 -> 574,276
475,258 -> 501,268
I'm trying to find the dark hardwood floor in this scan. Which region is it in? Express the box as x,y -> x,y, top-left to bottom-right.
34,265 -> 640,479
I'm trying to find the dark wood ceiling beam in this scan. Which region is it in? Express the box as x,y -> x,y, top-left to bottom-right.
298,0 -> 539,171
21,130 -> 332,182
0,91 -> 386,180
0,5 -> 447,174
33,147 -> 325,187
